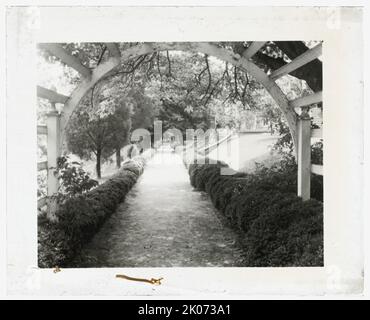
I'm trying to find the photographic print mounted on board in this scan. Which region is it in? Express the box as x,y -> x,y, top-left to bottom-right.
36,41 -> 323,268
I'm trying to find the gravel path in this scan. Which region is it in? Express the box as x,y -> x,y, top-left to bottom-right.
76,148 -> 246,267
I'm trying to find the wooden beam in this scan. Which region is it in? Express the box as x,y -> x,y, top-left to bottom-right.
311,128 -> 323,139
311,164 -> 323,176
38,161 -> 48,171
38,43 -> 92,78
38,197 -> 47,209
290,91 -> 322,109
37,86 -> 69,104
37,125 -> 48,135
270,43 -> 322,80
105,43 -> 121,58
297,112 -> 311,200
242,42 -> 267,60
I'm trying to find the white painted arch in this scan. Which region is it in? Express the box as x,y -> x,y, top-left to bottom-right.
57,42 -> 298,152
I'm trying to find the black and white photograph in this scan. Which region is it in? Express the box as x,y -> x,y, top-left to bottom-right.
3,4 -> 366,298
36,41 -> 324,268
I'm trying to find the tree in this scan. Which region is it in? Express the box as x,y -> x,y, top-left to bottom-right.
144,51 -> 262,134
66,88 -> 131,178
104,97 -> 132,168
129,87 -> 156,131
94,78 -> 156,166
96,81 -> 134,168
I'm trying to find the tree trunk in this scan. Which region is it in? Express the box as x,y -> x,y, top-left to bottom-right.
96,149 -> 102,179
116,148 -> 121,168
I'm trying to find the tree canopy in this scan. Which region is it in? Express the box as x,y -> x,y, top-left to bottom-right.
66,83 -> 132,178
38,41 -> 322,169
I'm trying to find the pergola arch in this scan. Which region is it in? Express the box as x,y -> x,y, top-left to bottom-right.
47,42 -> 298,150
37,41 -> 323,202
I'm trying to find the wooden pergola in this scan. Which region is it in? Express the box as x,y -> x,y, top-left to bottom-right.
37,41 -> 323,210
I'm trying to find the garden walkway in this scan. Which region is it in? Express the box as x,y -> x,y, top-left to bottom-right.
76,146 -> 246,267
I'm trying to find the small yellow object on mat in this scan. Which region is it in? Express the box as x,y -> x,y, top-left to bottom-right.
53,266 -> 61,273
116,274 -> 163,285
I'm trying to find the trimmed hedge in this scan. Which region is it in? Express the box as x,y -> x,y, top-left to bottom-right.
187,158 -> 323,267
38,152 -> 153,268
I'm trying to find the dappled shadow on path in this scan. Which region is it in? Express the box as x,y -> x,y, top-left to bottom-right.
76,147 -> 246,267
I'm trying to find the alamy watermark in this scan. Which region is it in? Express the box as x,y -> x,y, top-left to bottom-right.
130,120 -> 240,174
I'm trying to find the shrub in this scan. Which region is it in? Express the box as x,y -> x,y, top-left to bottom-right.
243,197 -> 323,266
51,156 -> 99,201
190,161 -> 228,191
187,157 -> 323,267
38,214 -> 69,268
38,153 -> 151,268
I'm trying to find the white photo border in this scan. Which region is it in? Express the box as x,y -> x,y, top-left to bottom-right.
5,5 -> 364,296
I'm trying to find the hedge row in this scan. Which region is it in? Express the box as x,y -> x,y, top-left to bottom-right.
38,151 -> 153,268
187,158 -> 323,267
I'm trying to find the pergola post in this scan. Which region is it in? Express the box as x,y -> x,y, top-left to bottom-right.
46,102 -> 61,220
297,107 -> 311,201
